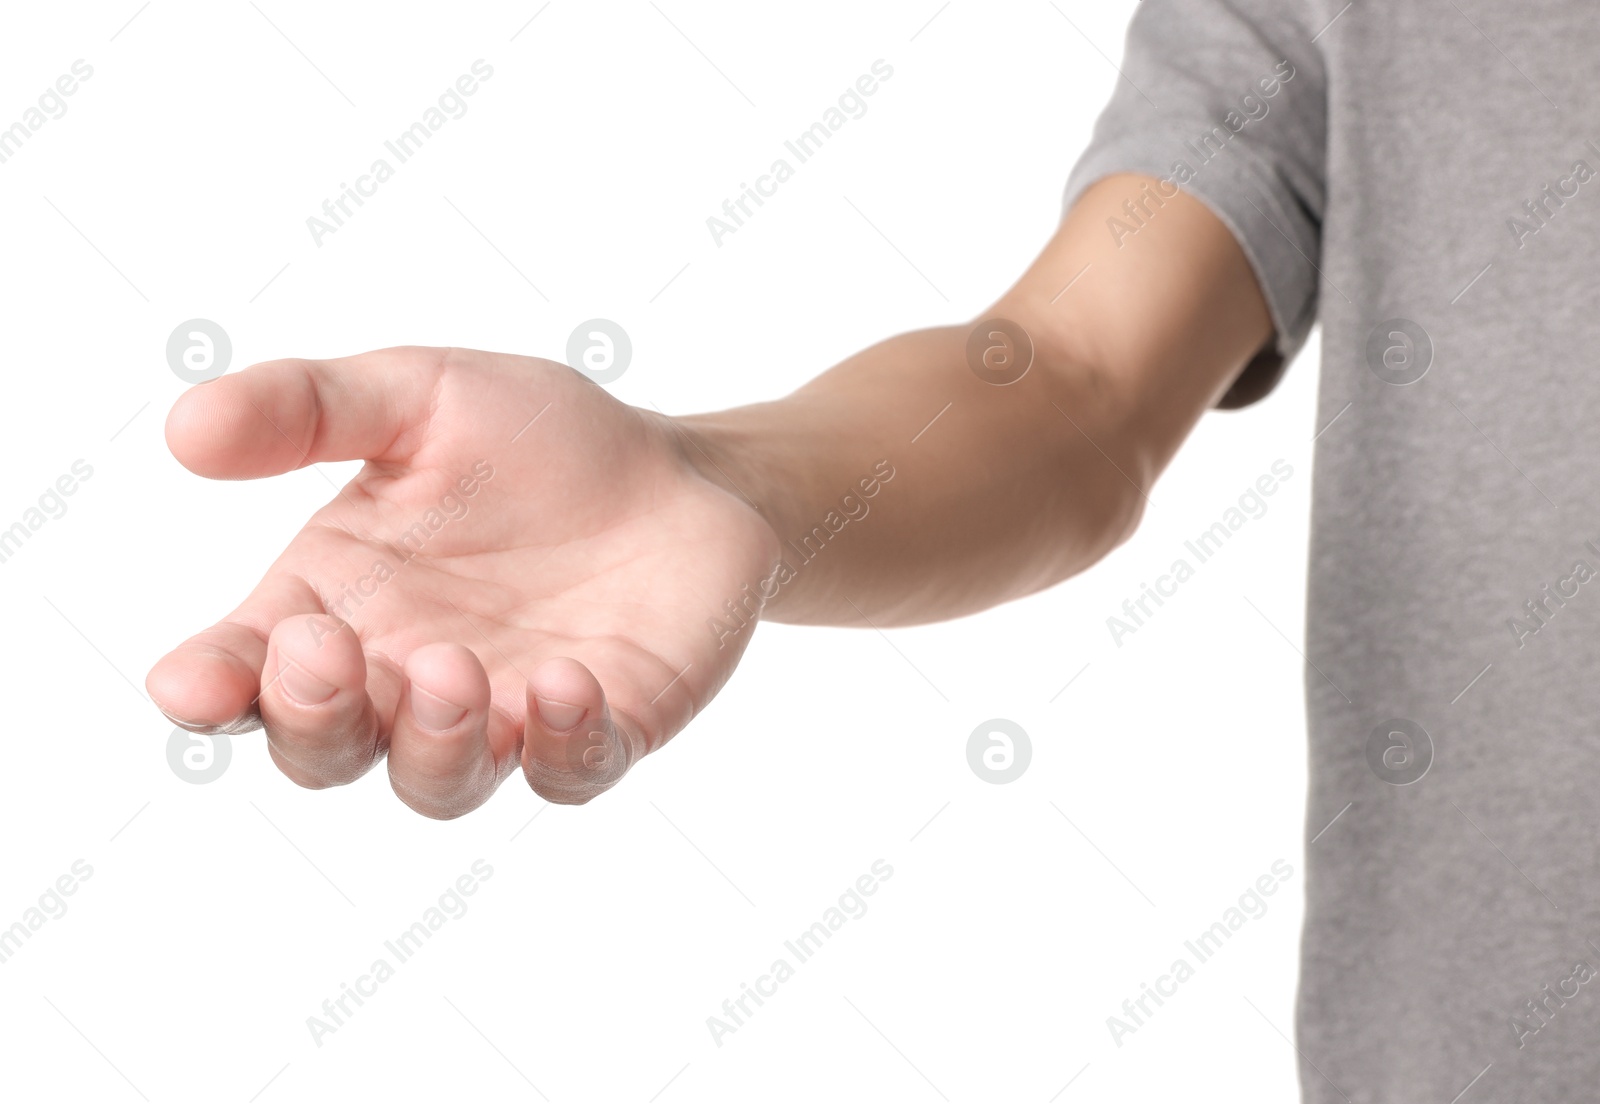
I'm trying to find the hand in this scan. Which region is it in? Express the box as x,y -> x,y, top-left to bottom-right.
146,346 -> 781,817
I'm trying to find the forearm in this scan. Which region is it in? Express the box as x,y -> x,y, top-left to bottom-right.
672,176 -> 1275,628
674,324 -> 1147,626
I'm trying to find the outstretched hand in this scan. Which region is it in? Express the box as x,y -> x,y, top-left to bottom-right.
146,346 -> 780,817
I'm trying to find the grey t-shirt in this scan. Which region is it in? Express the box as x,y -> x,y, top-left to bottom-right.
1065,1 -> 1600,1099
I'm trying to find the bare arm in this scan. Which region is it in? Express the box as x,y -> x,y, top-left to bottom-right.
147,174 -> 1277,815
676,173 -> 1275,626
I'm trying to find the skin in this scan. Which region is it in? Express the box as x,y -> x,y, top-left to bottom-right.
146,174 -> 1272,817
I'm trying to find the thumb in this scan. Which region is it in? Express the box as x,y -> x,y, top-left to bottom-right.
164,346 -> 444,480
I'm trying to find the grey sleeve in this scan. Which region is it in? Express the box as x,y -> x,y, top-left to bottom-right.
1062,0 -> 1327,385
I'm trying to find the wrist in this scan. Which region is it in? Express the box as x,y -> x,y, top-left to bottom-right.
663,404 -> 819,619
667,405 -> 800,537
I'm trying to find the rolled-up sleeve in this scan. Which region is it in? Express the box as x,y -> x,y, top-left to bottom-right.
1062,0 -> 1327,384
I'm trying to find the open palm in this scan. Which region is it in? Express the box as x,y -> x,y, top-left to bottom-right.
146,346 -> 780,816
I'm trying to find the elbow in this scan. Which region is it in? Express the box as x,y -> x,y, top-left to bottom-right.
1032,339 -> 1158,584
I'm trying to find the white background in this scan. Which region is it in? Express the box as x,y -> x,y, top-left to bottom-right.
0,1 -> 1320,1100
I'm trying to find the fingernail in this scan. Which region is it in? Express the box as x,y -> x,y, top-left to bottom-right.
411,687 -> 468,731
535,696 -> 586,732
278,659 -> 337,706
